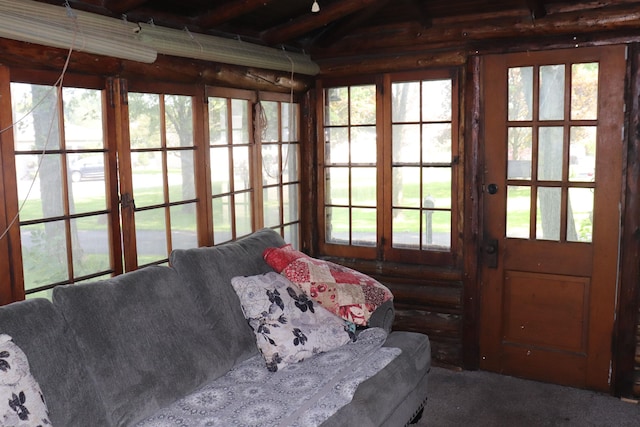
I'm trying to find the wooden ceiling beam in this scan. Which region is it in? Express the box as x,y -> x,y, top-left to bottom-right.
411,0 -> 433,29
314,0 -> 396,48
197,0 -> 278,28
261,0 -> 381,46
103,0 -> 148,15
311,4 -> 640,59
525,0 -> 547,20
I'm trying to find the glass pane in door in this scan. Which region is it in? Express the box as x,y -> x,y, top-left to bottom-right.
508,67 -> 533,121
539,65 -> 565,121
567,188 -> 594,243
506,186 -> 531,238
571,63 -> 599,120
508,127 -> 532,179
538,127 -> 564,181
536,187 -> 562,241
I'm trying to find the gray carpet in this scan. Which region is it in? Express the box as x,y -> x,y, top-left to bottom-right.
418,367 -> 640,426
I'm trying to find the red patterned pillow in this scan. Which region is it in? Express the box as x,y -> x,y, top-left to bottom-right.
263,245 -> 393,326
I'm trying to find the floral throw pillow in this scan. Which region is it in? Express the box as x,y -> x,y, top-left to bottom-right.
0,334 -> 51,427
263,245 -> 393,326
231,272 -> 355,372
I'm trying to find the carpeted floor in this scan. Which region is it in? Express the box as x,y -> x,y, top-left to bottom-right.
417,367 -> 640,426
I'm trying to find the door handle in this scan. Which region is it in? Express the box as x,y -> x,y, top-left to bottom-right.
485,239 -> 498,268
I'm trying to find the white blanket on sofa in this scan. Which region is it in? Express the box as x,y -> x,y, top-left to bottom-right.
136,328 -> 400,427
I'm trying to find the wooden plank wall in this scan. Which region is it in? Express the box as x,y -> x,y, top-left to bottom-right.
387,277 -> 463,367
320,257 -> 465,367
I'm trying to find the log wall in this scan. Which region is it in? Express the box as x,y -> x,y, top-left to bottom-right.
2,0 -> 640,396
320,257 -> 465,367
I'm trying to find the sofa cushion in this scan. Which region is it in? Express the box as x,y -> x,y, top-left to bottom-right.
169,228 -> 287,366
136,328 -> 401,427
321,331 -> 431,427
263,245 -> 393,327
0,298 -> 109,427
231,272 -> 354,371
52,266 -> 229,426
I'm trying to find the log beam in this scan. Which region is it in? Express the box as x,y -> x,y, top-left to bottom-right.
311,3 -> 640,59
261,0 -> 380,46
197,0 -> 277,28
103,0 -> 147,14
314,0 -> 396,48
0,38 -> 312,93
525,0 -> 547,20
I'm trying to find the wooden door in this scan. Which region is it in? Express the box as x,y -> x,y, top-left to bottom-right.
479,46 -> 626,391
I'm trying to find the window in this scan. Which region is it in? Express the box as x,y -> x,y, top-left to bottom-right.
208,89 -> 255,244
391,77 -> 454,251
319,70 -> 459,264
0,64 -> 301,303
126,91 -> 198,267
323,84 -> 378,249
258,95 -> 301,247
207,88 -> 301,246
11,80 -> 118,298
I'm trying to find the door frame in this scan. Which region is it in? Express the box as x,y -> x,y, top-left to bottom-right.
614,42 -> 640,398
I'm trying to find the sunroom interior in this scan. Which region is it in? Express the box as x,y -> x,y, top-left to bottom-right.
1,0 -> 640,400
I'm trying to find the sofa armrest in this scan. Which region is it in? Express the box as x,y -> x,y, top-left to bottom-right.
367,299 -> 395,332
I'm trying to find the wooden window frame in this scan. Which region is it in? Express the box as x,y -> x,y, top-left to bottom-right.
256,91 -> 303,247
0,69 -> 302,303
122,80 -> 203,269
2,69 -> 122,298
317,69 -> 463,267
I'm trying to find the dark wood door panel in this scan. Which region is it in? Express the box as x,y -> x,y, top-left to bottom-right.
502,271 -> 589,353
501,344 -> 588,388
503,239 -> 593,277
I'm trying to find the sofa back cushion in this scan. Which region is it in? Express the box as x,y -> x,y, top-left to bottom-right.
170,228 -> 286,366
0,298 -> 109,426
52,266 -> 229,426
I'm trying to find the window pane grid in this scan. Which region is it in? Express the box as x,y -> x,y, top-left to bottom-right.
129,92 -> 197,264
392,78 -> 453,251
323,84 -> 377,247
259,100 -> 300,243
11,83 -> 114,296
506,62 -> 598,243
209,96 -> 253,244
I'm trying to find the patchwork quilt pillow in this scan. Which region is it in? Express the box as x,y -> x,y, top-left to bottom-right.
0,334 -> 51,427
231,272 -> 355,372
263,245 -> 393,326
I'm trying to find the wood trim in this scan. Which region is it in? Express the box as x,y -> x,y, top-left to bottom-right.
300,89 -> 317,255
104,78 -> 124,276
585,44 -> 626,390
0,65 -> 24,303
113,78 -> 138,271
614,42 -> 640,398
195,87 -> 213,247
462,55 -> 481,369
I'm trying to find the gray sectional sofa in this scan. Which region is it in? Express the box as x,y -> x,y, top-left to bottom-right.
0,228 -> 431,426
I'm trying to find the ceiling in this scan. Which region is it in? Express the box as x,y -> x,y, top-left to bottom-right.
30,1 -> 565,51
29,0 -> 640,60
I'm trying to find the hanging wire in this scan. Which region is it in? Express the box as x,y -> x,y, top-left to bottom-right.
184,26 -> 204,53
0,4 -> 78,241
259,48 -> 296,180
